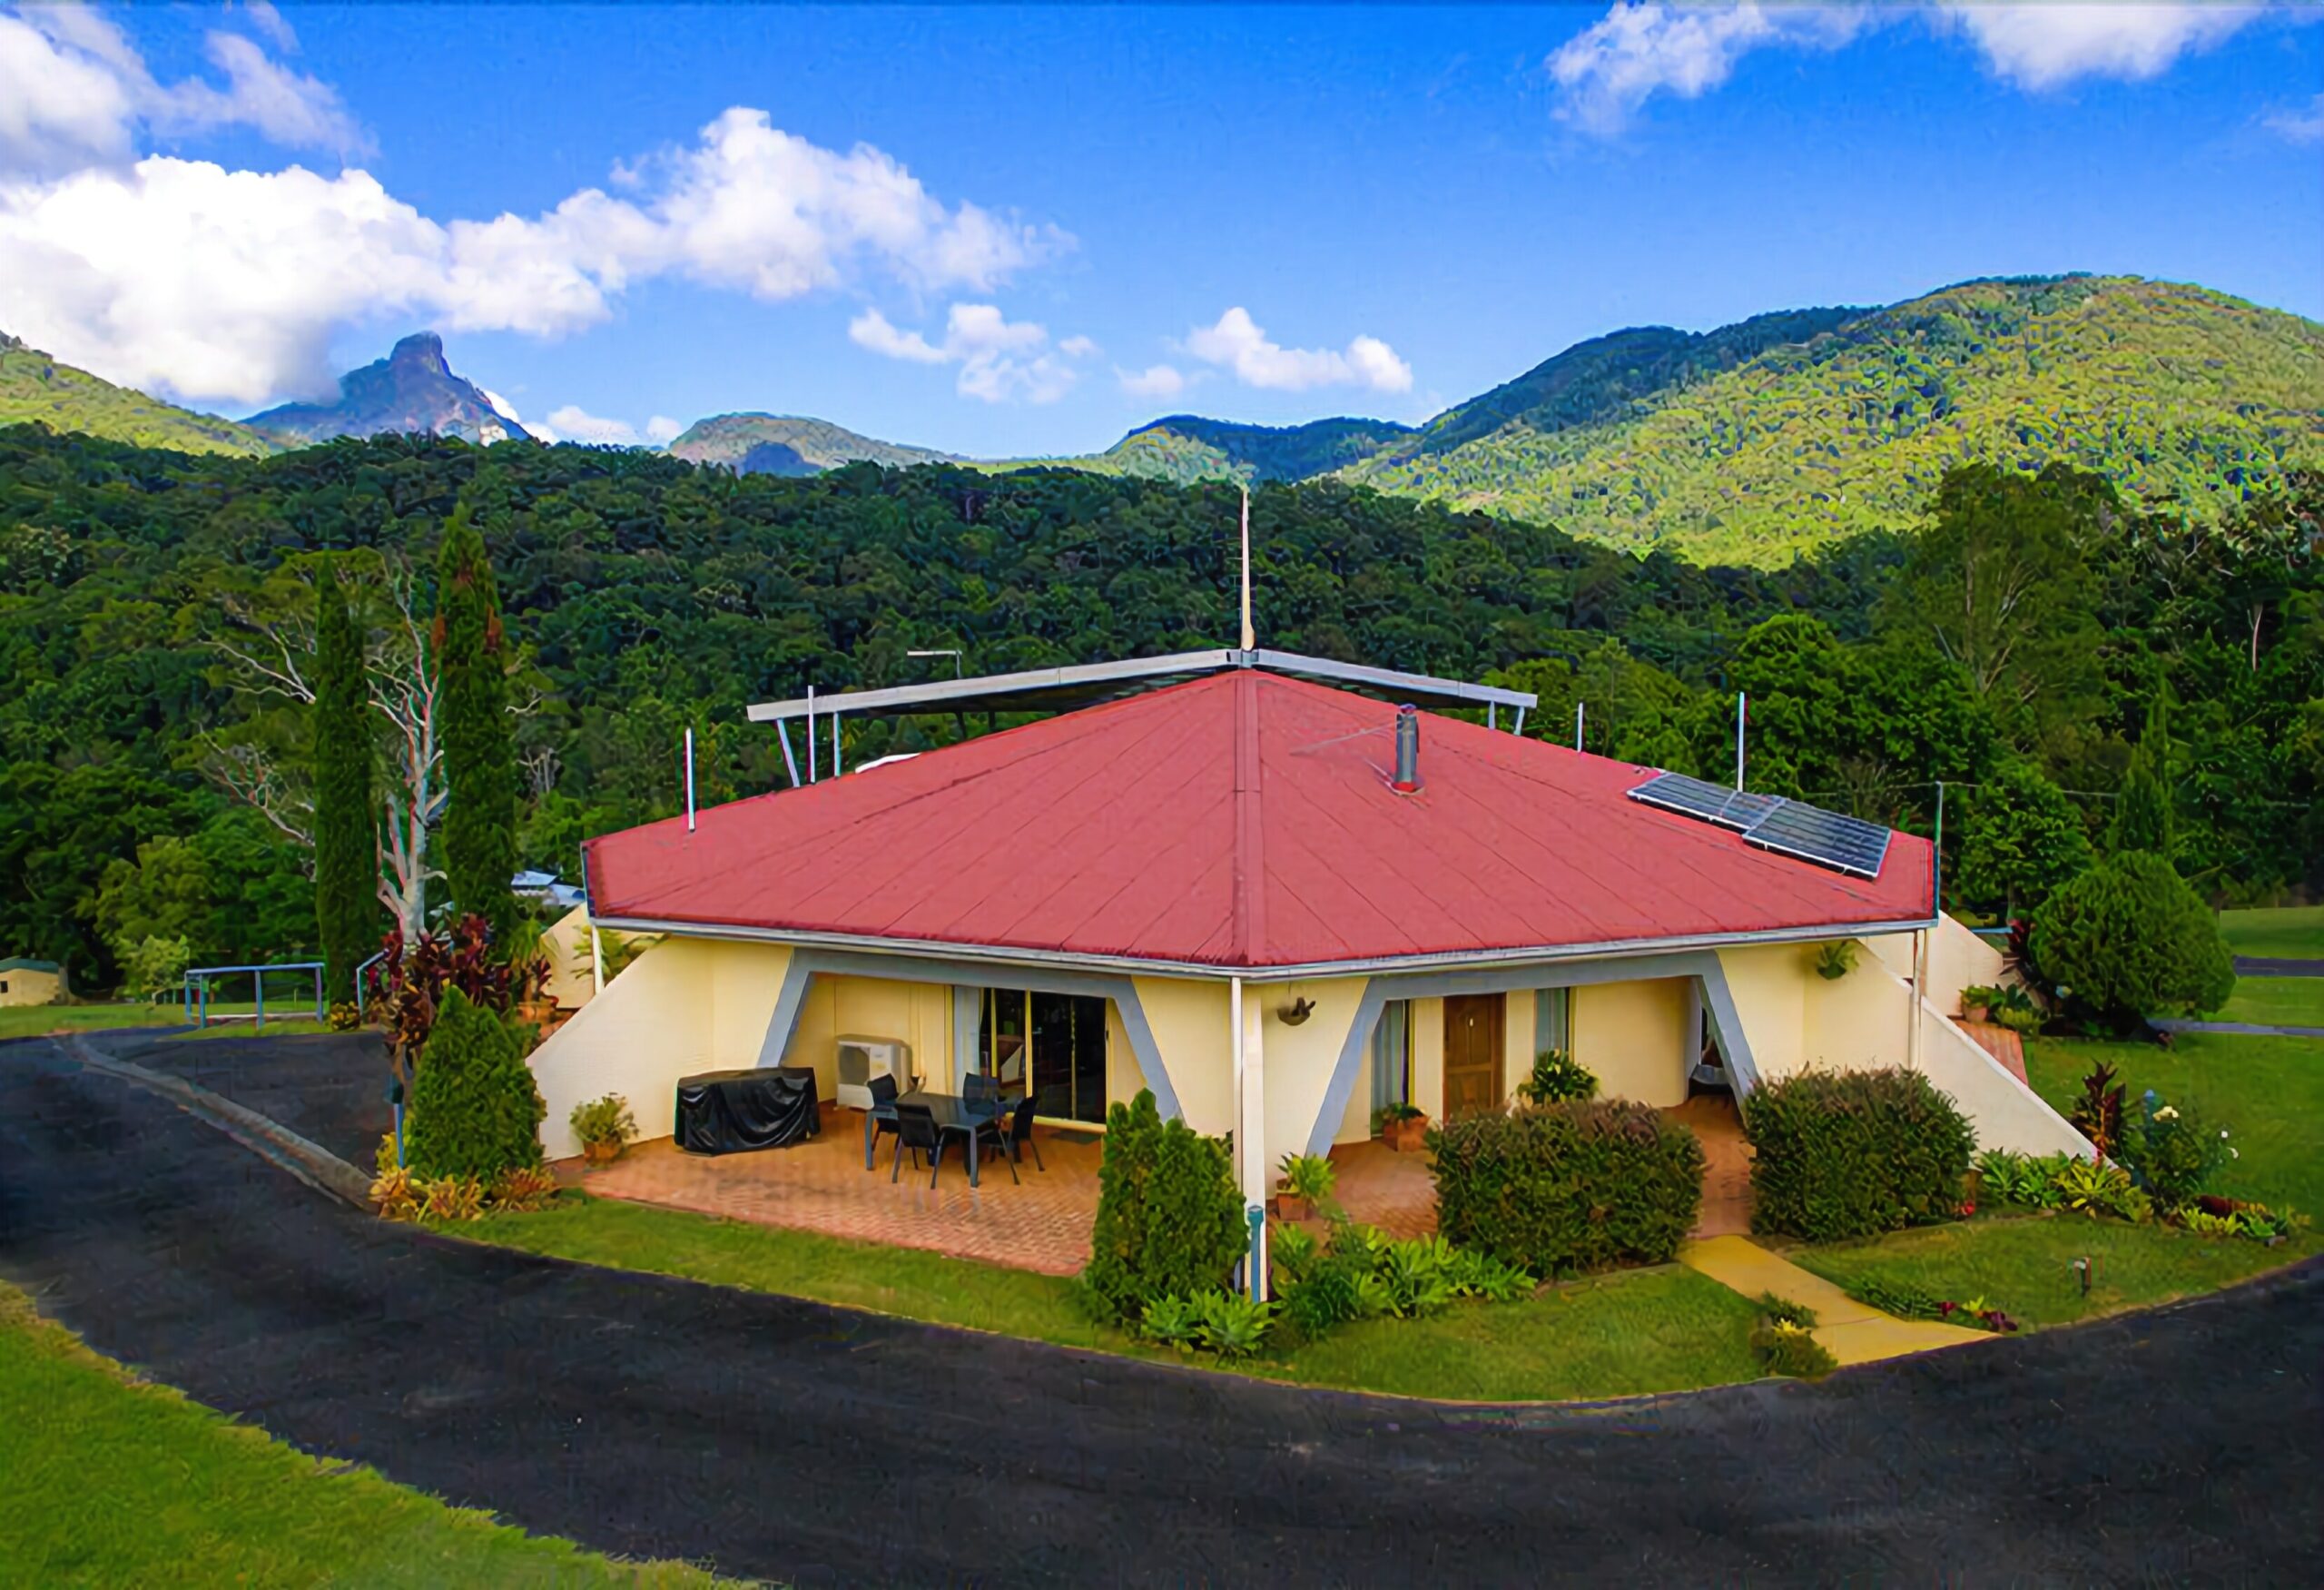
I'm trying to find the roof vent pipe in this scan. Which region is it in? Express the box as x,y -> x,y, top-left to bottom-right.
1391,705 -> 1421,793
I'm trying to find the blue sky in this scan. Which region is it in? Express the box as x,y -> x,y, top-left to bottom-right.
2,4 -> 2319,456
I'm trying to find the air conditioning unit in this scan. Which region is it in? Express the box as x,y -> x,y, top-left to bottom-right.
835,1035 -> 912,1110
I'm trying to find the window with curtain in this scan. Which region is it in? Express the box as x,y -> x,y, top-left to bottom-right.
1371,999 -> 1411,1112
1536,986 -> 1571,1054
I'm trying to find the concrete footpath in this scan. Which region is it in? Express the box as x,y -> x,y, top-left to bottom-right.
1679,1234 -> 1989,1366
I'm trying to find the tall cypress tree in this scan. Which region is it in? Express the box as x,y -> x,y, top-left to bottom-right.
312,563 -> 377,1002
435,504 -> 519,940
2109,698 -> 2173,857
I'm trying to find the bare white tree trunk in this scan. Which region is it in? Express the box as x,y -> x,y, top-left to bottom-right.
204,558 -> 443,942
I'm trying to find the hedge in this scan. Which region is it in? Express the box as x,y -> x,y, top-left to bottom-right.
1744,1069 -> 1975,1242
1082,1090 -> 1246,1323
405,987 -> 546,1180
1428,1100 -> 1704,1274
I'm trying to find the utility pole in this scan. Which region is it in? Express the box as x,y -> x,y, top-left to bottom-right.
1735,692 -> 1747,790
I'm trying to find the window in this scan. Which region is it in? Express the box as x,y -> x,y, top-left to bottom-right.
1536,986 -> 1571,1053
1370,999 -> 1411,1112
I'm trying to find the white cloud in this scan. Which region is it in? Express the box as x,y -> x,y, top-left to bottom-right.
645,414 -> 684,445
544,404 -> 646,445
1547,4 -> 1866,135
1548,4 -> 2281,133
851,301 -> 1094,404
0,5 -> 364,177
849,306 -> 949,362
2264,90 -> 2324,143
0,102 -> 1069,405
238,3 -> 300,55
1936,3 -> 2261,91
1118,362 -> 1187,400
1181,307 -> 1413,393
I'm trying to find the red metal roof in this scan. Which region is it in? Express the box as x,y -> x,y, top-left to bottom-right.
583,669 -> 1935,970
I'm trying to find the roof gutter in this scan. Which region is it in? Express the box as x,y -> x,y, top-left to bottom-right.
583,910 -> 1944,984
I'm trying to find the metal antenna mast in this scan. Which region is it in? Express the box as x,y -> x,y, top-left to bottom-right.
1239,486 -> 1256,651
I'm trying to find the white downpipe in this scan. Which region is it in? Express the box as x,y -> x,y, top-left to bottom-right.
1232,974 -> 1268,1299
589,923 -> 606,993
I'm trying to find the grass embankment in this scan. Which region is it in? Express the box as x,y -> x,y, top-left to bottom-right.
0,1002 -> 346,1043
461,1196 -> 1762,1402
2218,904 -> 2324,961
2210,979 -> 2324,1029
1795,1032 -> 2323,1323
0,1281 -> 722,1587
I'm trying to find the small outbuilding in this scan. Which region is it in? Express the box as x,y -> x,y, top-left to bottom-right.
0,957 -> 68,1006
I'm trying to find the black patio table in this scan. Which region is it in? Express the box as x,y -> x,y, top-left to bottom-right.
863,1087 -> 1019,1186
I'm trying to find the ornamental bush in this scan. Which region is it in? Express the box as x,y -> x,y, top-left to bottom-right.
1429,1100 -> 1704,1274
405,988 -> 546,1180
2120,1093 -> 2230,1213
1082,1089 -> 1246,1325
2031,852 -> 2235,1028
1745,1069 -> 1975,1242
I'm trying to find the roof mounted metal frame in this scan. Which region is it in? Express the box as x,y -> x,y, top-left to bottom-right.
744,647 -> 1536,725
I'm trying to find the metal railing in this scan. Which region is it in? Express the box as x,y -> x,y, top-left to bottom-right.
182,961 -> 326,1029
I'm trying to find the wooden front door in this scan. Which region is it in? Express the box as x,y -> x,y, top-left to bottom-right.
1443,994 -> 1504,1120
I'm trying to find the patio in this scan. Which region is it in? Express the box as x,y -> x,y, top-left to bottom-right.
566,1105 -> 1108,1276
568,1094 -> 1755,1279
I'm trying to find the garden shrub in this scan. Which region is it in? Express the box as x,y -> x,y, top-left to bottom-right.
1749,1318 -> 1837,1378
1430,1100 -> 1704,1273
404,988 -> 547,1180
1745,1069 -> 1975,1242
2031,852 -> 2235,1028
1083,1089 -> 1246,1325
2119,1092 -> 2230,1212
1845,1276 -> 1946,1320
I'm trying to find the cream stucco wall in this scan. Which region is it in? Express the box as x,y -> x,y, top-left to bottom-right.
1132,975 -> 1234,1138
1255,976 -> 1368,1161
1572,977 -> 1689,1107
783,973 -> 953,1100
1409,996 -> 1444,1121
532,936 -> 741,1160
1865,916 -> 2012,1017
1717,934 -> 2088,1159
538,906 -> 597,1012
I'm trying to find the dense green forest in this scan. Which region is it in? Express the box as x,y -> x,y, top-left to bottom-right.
2,424 -> 2316,992
1343,276 -> 2324,566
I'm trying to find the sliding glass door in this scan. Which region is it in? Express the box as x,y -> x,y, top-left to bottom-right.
977,988 -> 1108,1125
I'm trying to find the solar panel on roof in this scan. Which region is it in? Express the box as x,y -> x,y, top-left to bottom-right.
1627,771 -> 1893,879
1627,772 -> 1783,832
1742,801 -> 1892,880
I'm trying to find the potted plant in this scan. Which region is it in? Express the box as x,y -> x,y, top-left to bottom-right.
570,1093 -> 636,1166
1959,984 -> 1997,1023
1374,1101 -> 1429,1153
1273,1151 -> 1335,1221
506,916 -> 558,1033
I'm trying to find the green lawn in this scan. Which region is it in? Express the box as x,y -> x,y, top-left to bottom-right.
0,1282 -> 723,1588
2022,1032 -> 2324,1214
2209,977 -> 2324,1031
0,1002 -> 348,1043
2218,904 -> 2324,961
1795,1030 -> 2323,1324
458,1196 -> 1763,1402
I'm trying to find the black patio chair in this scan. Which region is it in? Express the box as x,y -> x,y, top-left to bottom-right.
891,1101 -> 946,1188
867,1072 -> 902,1160
1001,1093 -> 1043,1173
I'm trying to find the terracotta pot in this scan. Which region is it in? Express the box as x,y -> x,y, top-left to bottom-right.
1964,1004 -> 1991,1024
1390,1119 -> 1429,1153
583,1138 -> 622,1167
1273,1194 -> 1313,1222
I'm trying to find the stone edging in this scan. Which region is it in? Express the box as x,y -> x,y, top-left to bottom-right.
57,1033 -> 373,1208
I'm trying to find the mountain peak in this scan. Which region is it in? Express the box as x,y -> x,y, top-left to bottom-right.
388,331 -> 448,373
245,332 -> 524,447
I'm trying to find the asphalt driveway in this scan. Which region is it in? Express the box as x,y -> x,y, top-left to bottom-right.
2,1036 -> 2318,1585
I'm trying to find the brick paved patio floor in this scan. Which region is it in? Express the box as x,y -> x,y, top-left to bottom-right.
571,1107 -> 1105,1276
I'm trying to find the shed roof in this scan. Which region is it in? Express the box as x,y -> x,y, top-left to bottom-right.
584,669 -> 1934,973
0,957 -> 61,973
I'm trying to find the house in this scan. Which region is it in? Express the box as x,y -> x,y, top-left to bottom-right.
0,957 -> 68,1006
529,650 -> 2088,1234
